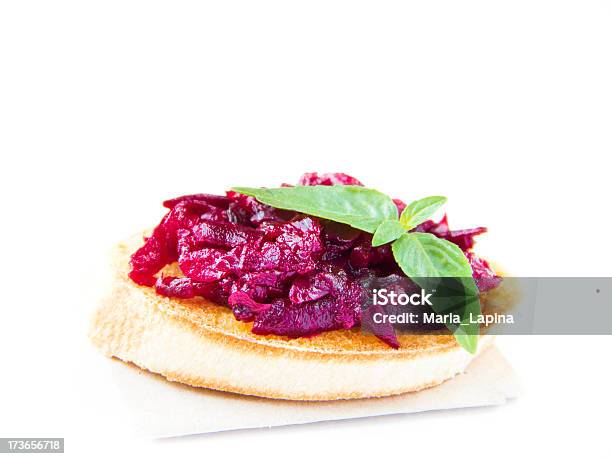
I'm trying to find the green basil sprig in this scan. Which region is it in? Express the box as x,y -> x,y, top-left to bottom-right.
232,185 -> 480,353
392,232 -> 480,353
399,196 -> 447,231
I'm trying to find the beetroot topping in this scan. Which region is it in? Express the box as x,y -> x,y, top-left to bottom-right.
226,190 -> 291,225
156,276 -> 202,299
191,220 -> 263,249
298,172 -> 364,186
128,172 -> 499,347
163,193 -> 231,211
128,202 -> 201,286
415,215 -> 486,251
392,198 -> 407,214
466,252 -> 502,291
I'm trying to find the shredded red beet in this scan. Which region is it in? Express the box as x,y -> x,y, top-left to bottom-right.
298,172 -> 364,186
129,172 -> 499,346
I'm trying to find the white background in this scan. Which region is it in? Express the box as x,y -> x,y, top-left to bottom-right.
1,0 -> 611,457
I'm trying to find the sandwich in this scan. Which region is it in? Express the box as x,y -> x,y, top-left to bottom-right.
90,172 -> 503,401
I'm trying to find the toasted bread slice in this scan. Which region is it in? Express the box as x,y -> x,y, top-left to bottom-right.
90,234 -> 494,401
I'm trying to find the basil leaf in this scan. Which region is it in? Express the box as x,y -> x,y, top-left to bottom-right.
391,232 -> 473,278
372,220 -> 405,247
454,329 -> 478,354
391,232 -> 480,353
232,185 -> 398,233
453,294 -> 481,354
399,196 -> 447,230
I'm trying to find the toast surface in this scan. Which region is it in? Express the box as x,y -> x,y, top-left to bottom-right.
90,234 -> 493,400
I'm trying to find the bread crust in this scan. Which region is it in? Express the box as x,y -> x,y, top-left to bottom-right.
90,234 -> 494,401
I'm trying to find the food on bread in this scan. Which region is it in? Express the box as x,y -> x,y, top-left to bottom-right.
90,172 -> 502,400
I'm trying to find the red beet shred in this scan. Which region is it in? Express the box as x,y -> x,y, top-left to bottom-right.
129,172 -> 500,347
